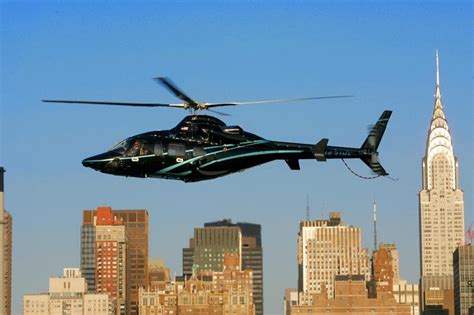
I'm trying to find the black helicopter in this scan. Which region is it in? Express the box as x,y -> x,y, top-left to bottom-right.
43,78 -> 391,182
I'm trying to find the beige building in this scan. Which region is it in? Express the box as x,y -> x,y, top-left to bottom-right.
1,167 -> 12,315
140,252 -> 255,315
419,51 -> 465,311
147,259 -> 171,287
23,268 -> 109,315
393,281 -> 420,315
297,212 -> 370,300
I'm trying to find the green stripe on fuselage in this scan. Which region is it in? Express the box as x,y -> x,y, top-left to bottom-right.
198,149 -> 304,168
155,140 -> 268,175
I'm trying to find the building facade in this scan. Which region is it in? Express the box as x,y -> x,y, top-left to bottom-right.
393,281 -> 420,315
204,220 -> 264,315
23,268 -> 109,315
419,51 -> 465,311
298,212 -> 370,300
183,219 -> 264,315
286,275 -> 411,314
82,207 -> 149,314
380,243 -> 400,285
373,245 -> 395,293
0,167 -> 12,315
140,252 -> 255,315
147,258 -> 171,287
453,245 -> 473,315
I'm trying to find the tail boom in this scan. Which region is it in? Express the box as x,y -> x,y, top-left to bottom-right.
310,110 -> 392,176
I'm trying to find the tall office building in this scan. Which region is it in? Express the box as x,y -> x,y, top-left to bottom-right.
419,51 -> 465,312
183,219 -> 264,315
94,208 -> 128,314
297,212 -> 370,300
23,267 -> 110,315
82,207 -> 149,314
453,245 -> 473,315
0,167 -> 12,315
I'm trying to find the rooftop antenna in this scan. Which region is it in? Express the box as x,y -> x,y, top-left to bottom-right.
373,200 -> 378,251
306,194 -> 310,221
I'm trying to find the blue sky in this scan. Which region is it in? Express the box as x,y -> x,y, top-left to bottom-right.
1,1 -> 472,314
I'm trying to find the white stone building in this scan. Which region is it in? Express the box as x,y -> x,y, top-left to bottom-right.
297,212 -> 370,300
23,268 -> 110,315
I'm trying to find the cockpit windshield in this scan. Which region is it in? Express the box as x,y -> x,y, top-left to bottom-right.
108,139 -> 129,152
108,138 -> 152,157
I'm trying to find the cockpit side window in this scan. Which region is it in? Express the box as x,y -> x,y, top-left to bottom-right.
168,143 -> 185,157
126,140 -> 151,157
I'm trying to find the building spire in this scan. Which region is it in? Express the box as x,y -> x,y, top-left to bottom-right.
423,49 -> 457,190
436,49 -> 440,87
433,49 -> 443,112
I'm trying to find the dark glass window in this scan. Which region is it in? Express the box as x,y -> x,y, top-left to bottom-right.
193,147 -> 206,157
168,143 -> 185,156
154,143 -> 163,156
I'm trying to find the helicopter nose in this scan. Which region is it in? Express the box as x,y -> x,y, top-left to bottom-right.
82,152 -> 112,171
82,152 -> 123,173
82,159 -> 93,168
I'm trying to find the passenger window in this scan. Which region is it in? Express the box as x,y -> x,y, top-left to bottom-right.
168,143 -> 185,156
154,143 -> 163,156
193,147 -> 206,157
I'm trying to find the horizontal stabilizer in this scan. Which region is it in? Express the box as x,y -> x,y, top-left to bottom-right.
361,156 -> 388,176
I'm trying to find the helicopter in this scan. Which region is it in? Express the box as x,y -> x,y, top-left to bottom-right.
43,78 -> 392,182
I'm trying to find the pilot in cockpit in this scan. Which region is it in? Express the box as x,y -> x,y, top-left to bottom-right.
127,140 -> 142,157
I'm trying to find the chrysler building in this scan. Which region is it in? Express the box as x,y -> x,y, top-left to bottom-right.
419,51 -> 465,294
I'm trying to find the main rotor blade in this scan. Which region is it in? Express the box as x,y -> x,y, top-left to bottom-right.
203,95 -> 353,108
206,108 -> 231,116
154,77 -> 198,107
42,100 -> 185,108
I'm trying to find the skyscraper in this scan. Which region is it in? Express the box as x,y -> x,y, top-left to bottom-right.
183,219 -> 264,315
81,207 -> 149,315
94,207 -> 128,314
297,212 -> 370,300
453,245 -> 473,315
419,51 -> 465,312
0,167 -> 12,315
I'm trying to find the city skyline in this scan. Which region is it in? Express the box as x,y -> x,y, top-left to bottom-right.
1,1 -> 472,314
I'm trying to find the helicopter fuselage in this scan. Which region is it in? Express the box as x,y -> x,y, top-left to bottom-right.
82,111 -> 391,182
82,115 -> 317,182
